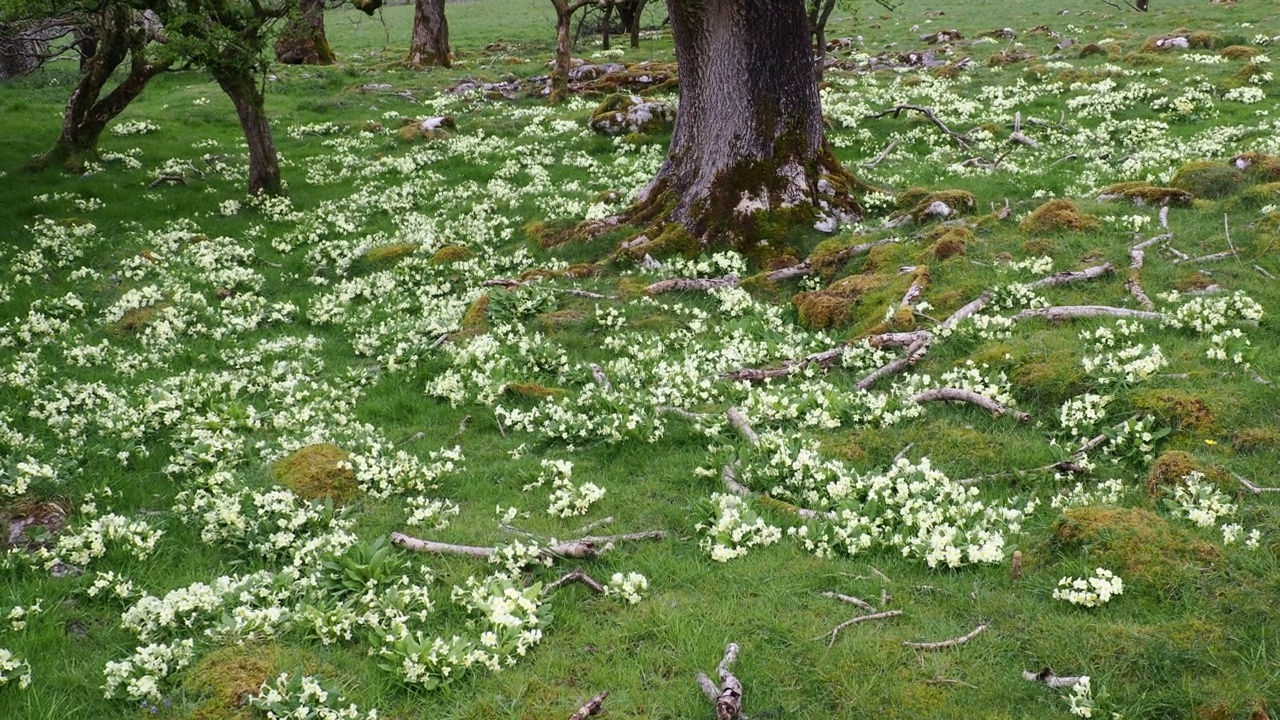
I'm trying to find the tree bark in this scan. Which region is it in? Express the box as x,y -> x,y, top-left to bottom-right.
214,68 -> 283,195
628,0 -> 646,47
405,0 -> 450,68
275,0 -> 336,65
630,0 -> 861,249
601,3 -> 612,50
29,7 -> 170,173
549,0 -> 589,104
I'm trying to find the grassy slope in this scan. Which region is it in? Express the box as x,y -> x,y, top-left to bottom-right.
1,1 -> 1278,719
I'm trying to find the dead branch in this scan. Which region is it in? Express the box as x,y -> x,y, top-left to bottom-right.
590,363 -> 611,391
726,407 -> 759,446
722,345 -> 848,382
900,279 -> 926,308
1163,243 -> 1190,262
1255,265 -> 1276,280
909,388 -> 1030,422
645,274 -> 739,295
1235,472 -> 1280,495
1010,550 -> 1023,580
575,516 -> 614,535
723,465 -> 829,520
819,609 -> 903,647
481,278 -> 522,288
939,290 -> 992,332
1022,667 -> 1086,689
1013,305 -> 1164,323
697,643 -> 743,720
559,288 -> 613,299
1159,205 -> 1169,228
893,443 -> 915,463
721,464 -> 752,498
821,591 -> 877,612
545,568 -> 606,595
856,334 -> 931,391
763,237 -> 897,282
1127,238 -> 1155,309
860,138 -> 901,169
1178,250 -> 1237,264
1025,263 -> 1114,289
568,690 -> 609,720
904,623 -> 988,650
1224,214 -> 1241,265
390,530 -> 666,560
866,104 -> 971,147
763,262 -> 816,282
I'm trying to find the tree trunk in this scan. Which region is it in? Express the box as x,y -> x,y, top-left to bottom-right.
601,3 -> 612,50
29,7 -> 169,173
630,0 -> 861,250
808,0 -> 835,81
214,68 -> 283,195
549,0 -> 576,104
629,0 -> 647,48
275,0 -> 335,65
405,0 -> 450,68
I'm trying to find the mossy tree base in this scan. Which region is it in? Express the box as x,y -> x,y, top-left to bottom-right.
405,0 -> 451,69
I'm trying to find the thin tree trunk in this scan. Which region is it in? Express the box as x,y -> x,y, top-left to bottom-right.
549,0 -> 582,104
406,0 -> 450,68
29,7 -> 169,173
275,0 -> 335,65
629,0 -> 646,48
215,68 -> 282,196
601,3 -> 613,50
810,0 -> 835,81
630,0 -> 860,248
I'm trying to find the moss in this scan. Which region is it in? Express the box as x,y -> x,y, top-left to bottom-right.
272,444 -> 357,504
809,235 -> 875,274
536,309 -> 586,330
396,116 -> 455,142
1097,181 -> 1194,206
460,295 -> 490,332
1077,43 -> 1105,58
1146,450 -> 1205,495
1132,389 -> 1216,431
827,272 -> 892,296
922,225 -> 971,260
1173,271 -> 1217,292
504,382 -> 566,399
894,186 -> 931,210
1022,238 -> 1057,256
1023,64 -> 1050,81
109,303 -> 168,336
1232,427 -> 1280,453
615,222 -> 701,261
986,50 -> 1035,67
1019,199 -> 1100,234
1220,45 -> 1259,61
361,242 -> 419,266
185,645 -> 280,720
1169,161 -> 1246,199
1233,181 -> 1280,209
1049,506 -> 1220,587
430,244 -> 472,264
908,190 -> 976,222
1235,152 -> 1280,181
1011,360 -> 1086,405
793,290 -> 859,330
1141,29 -> 1224,52
1224,62 -> 1269,89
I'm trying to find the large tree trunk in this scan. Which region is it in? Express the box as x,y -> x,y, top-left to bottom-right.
29,7 -> 169,173
405,0 -> 450,68
630,0 -> 860,250
214,68 -> 283,195
275,0 -> 335,65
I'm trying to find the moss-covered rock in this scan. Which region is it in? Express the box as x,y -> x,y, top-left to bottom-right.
1173,271 -> 1217,292
1220,45 -> 1260,61
1233,152 -> 1280,182
909,190 -> 976,223
1169,161 -> 1246,199
1049,506 -> 1220,588
986,50 -> 1035,66
272,444 -> 357,504
1232,427 -> 1280,453
923,225 -> 972,260
1097,181 -> 1194,206
1132,389 -> 1216,432
396,115 -> 456,141
1141,29 -> 1223,52
184,645 -> 279,720
587,94 -> 675,136
460,295 -> 490,332
109,303 -> 169,336
1011,360 -> 1087,405
1019,199 -> 1101,233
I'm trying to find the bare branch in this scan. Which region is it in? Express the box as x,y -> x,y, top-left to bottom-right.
545,568 -> 607,595
646,274 -> 739,295
696,643 -> 744,720
860,139 -> 901,169
1022,668 -> 1086,688
1014,305 -> 1165,323
866,104 -> 971,147
1025,263 -> 1114,289
821,591 -> 877,612
726,408 -> 759,446
909,388 -> 1030,422
819,609 -> 903,647
568,690 -> 610,720
1235,472 -> 1280,495
904,623 -> 988,650
939,291 -> 992,331
391,530 -> 666,560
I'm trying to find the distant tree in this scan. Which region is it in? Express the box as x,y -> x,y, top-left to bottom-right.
405,0 -> 449,68
275,0 -> 335,64
547,0 -> 594,103
24,3 -> 172,172
628,0 -> 861,248
807,0 -> 835,80
617,0 -> 646,49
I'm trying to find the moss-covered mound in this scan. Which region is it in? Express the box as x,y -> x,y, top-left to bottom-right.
1097,181 -> 1194,206
272,444 -> 357,504
587,94 -> 675,136
1049,506 -> 1220,588
1169,161 -> 1246,199
1145,450 -> 1206,496
431,245 -> 473,264
184,644 -> 279,720
1141,29 -> 1224,52
1019,199 -> 1100,233
1132,390 -> 1216,432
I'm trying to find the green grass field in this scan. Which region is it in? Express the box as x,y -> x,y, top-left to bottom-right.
1,1 -> 1279,718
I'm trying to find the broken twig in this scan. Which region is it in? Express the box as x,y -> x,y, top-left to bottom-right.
568,690 -> 610,720
697,643 -> 744,720
904,623 -> 988,650
819,609 -> 903,647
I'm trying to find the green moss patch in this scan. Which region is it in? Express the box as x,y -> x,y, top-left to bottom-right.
184,644 -> 280,720
1049,506 -> 1220,588
1231,427 -> 1280,453
1097,181 -> 1193,206
430,245 -> 473,264
273,444 -> 358,504
1019,199 -> 1100,234
1145,450 -> 1206,496
1169,161 -> 1247,200
1132,390 -> 1216,432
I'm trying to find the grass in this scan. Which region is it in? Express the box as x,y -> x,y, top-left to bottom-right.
1,0 -> 1279,718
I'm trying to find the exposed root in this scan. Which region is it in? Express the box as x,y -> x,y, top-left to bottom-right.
646,274 -> 740,295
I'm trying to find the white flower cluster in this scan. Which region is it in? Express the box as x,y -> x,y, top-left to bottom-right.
1067,676 -> 1096,717
40,510 -> 162,570
1173,471 -> 1235,528
1051,478 -> 1126,510
110,119 -> 160,136
604,572 -> 649,604
0,456 -> 54,497
1165,291 -> 1264,333
1080,324 -> 1166,384
488,540 -> 552,575
543,460 -> 606,518
0,648 -> 32,690
1059,393 -> 1112,438
251,672 -> 380,720
994,254 -> 1054,275
1223,87 -> 1266,104
1054,568 -> 1124,608
696,493 -> 782,562
7,599 -> 41,631
102,638 -> 196,701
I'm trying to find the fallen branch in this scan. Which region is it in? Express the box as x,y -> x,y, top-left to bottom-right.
721,464 -> 752,498
575,516 -> 614,535
1014,305 -> 1164,323
908,388 -> 1030,422
1178,250 -> 1237,265
1025,263 -> 1114,289
1127,238 -> 1155,310
821,591 -> 877,613
1255,265 -> 1276,280
904,623 -> 988,650
697,643 -> 744,720
646,274 -> 739,295
391,530 -> 666,560
1224,214 -> 1242,266
819,609 -> 903,647
1235,472 -> 1280,495
722,345 -> 848,382
866,104 -> 971,147
1022,667 -> 1086,689
860,138 -> 901,169
544,568 -> 606,595
726,408 -> 759,446
568,690 -> 609,720
900,278 -> 927,308
855,335 -> 930,391
939,291 -> 992,332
